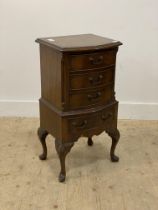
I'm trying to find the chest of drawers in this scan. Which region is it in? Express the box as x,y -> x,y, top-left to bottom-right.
36,34 -> 122,182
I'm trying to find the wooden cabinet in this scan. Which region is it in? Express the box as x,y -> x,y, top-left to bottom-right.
36,34 -> 122,182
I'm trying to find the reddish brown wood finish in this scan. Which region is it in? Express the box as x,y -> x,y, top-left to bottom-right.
36,34 -> 122,182
69,49 -> 116,71
69,67 -> 114,90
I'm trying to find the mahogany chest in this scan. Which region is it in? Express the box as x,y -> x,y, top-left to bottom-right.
36,34 -> 122,182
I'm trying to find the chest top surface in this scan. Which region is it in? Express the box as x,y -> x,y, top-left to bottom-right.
36,34 -> 122,52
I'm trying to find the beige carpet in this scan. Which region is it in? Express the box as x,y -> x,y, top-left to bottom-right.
0,118 -> 158,210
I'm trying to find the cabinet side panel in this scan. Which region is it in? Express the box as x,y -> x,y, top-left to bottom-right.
39,99 -> 62,139
39,44 -> 62,109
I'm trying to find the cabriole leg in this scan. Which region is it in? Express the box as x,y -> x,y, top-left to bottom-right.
106,128 -> 120,162
37,127 -> 48,160
87,137 -> 93,146
55,139 -> 74,182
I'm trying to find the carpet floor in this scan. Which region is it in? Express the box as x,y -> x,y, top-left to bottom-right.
0,118 -> 158,210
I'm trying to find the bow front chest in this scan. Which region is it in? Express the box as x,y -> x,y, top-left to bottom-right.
36,34 -> 122,182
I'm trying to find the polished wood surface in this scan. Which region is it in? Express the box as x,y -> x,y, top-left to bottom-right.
39,45 -> 62,110
36,34 -> 122,52
69,85 -> 113,109
36,34 -> 122,182
69,49 -> 116,71
69,67 -> 114,90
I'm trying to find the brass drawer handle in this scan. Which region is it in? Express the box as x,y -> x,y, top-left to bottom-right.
89,55 -> 103,65
72,120 -> 87,128
89,74 -> 103,85
87,92 -> 101,100
101,113 -> 112,121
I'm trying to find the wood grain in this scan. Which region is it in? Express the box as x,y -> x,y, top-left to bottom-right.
37,34 -> 122,181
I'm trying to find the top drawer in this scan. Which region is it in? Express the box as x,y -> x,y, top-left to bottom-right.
69,49 -> 117,71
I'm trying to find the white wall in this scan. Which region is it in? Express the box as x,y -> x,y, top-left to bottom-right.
0,0 -> 158,119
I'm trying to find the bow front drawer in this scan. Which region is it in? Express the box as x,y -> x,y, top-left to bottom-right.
69,86 -> 113,109
70,67 -> 114,90
69,49 -> 116,71
67,103 -> 117,135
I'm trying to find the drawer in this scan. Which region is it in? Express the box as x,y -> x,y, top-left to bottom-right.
69,49 -> 116,71
70,67 -> 114,90
69,85 -> 113,109
68,104 -> 116,133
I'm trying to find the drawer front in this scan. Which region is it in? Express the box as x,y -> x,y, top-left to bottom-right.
69,86 -> 113,109
70,50 -> 116,71
70,67 -> 114,90
68,104 -> 117,134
